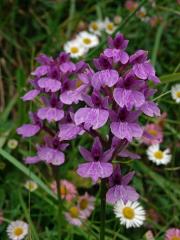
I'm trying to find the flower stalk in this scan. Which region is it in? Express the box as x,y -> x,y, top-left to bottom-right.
52,166 -> 63,240
100,178 -> 106,240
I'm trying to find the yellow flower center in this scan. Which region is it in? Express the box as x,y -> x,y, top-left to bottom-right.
122,207 -> 135,219
154,150 -> 164,159
107,23 -> 114,31
14,227 -> 23,236
70,47 -> 79,54
80,199 -> 88,210
176,91 -> 180,98
148,129 -> 157,136
91,22 -> 98,31
60,185 -> 67,196
171,237 -> 180,240
69,206 -> 79,218
83,38 -> 91,45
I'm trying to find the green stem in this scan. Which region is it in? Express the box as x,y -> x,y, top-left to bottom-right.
100,178 -> 106,240
53,166 -> 63,240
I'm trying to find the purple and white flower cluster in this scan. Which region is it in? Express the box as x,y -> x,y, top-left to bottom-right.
17,33 -> 160,205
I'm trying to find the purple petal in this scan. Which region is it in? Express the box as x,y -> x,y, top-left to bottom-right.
21,90 -> 40,101
79,147 -> 94,162
38,78 -> 61,92
91,69 -> 119,90
141,101 -> 160,117
121,171 -> 135,185
17,124 -> 40,137
92,137 -> 103,157
60,62 -> 76,73
101,149 -> 114,162
60,86 -> 85,105
104,49 -> 129,64
110,122 -> 143,141
129,50 -> 148,64
37,107 -> 64,122
133,63 -> 148,79
24,156 -> 41,164
38,147 -> 65,165
118,50 -> 129,64
31,65 -> 49,77
118,149 -> 140,159
149,75 -> 160,84
58,123 -> 81,140
113,88 -> 145,110
74,107 -> 109,130
77,162 -> 113,182
106,185 -> 139,204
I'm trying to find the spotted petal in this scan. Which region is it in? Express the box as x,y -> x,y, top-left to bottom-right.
38,147 -> 65,165
110,122 -> 143,141
74,107 -> 109,130
77,162 -> 113,182
113,88 -> 145,110
91,70 -> 119,90
37,107 -> 64,122
38,78 -> 61,92
17,124 -> 40,137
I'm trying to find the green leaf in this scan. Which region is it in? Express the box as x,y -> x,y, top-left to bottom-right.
160,72 -> 180,83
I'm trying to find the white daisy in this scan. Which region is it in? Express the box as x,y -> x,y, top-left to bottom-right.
24,180 -> 38,192
64,39 -> 86,58
104,18 -> 117,35
147,144 -> 171,165
77,31 -> 99,49
114,200 -> 145,228
89,21 -> 104,35
171,84 -> 180,103
7,220 -> 28,240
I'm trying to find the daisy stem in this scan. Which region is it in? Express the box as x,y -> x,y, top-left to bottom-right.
100,178 -> 106,240
53,166 -> 63,240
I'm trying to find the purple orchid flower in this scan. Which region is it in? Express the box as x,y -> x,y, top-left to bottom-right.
113,71 -> 145,110
60,68 -> 92,105
108,33 -> 129,50
91,69 -> 119,90
93,54 -> 113,70
77,137 -> 113,182
110,108 -> 143,141
106,165 -> 139,204
37,95 -> 64,123
74,91 -> 109,130
130,50 -> 160,83
103,33 -> 129,65
25,136 -> 68,166
58,111 -> 84,141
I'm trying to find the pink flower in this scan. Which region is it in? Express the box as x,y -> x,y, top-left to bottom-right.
142,124 -> 163,145
65,206 -> 85,226
50,179 -> 77,202
165,228 -> 180,240
78,192 -> 95,218
125,0 -> 138,12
